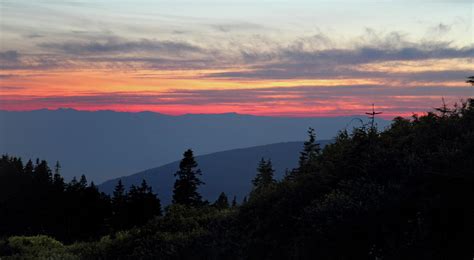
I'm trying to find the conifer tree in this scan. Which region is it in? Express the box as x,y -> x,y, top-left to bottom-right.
252,158 -> 276,194
79,174 -> 88,189
127,179 -> 162,226
112,179 -> 128,230
24,159 -> 34,175
297,127 -> 321,174
53,161 -> 63,186
172,149 -> 204,206
213,192 -> 229,209
299,128 -> 320,166
113,179 -> 126,204
52,171 -> 65,191
231,196 -> 238,207
33,160 -> 52,184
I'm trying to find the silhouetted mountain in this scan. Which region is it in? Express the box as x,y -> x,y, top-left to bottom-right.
99,141 -> 331,204
0,109 -> 388,182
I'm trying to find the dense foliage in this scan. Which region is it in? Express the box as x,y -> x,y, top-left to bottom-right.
0,158 -> 161,244
1,99 -> 473,259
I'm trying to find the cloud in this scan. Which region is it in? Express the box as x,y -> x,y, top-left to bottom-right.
205,33 -> 474,80
0,51 -> 32,70
210,22 -> 264,33
0,50 -> 60,70
4,29 -> 472,78
39,38 -> 204,56
3,83 -> 470,107
0,85 -> 27,90
25,33 -> 44,39
0,74 -> 17,79
429,23 -> 452,35
0,50 -> 20,63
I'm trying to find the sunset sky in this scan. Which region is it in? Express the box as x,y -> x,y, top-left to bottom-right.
0,0 -> 472,117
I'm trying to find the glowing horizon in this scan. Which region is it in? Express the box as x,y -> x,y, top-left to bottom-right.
1,0 -> 473,118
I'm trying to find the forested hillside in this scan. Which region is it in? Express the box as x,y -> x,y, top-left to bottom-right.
99,141 -> 331,205
1,99 -> 473,259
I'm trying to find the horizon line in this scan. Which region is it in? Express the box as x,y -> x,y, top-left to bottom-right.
0,107 -> 408,119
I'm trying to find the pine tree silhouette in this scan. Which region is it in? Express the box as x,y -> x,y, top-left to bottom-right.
252,158 -> 276,194
214,192 -> 229,209
172,149 -> 204,206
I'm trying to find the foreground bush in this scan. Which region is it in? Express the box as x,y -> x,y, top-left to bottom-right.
2,235 -> 77,259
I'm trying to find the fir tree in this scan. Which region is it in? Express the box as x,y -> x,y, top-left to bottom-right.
79,174 -> 88,189
112,179 -> 128,230
24,159 -> 34,175
296,127 -> 321,174
33,160 -> 52,184
50,161 -> 64,191
127,179 -> 162,226
213,192 -> 229,209
299,128 -> 320,166
172,149 -> 204,206
113,179 -> 126,204
252,158 -> 276,194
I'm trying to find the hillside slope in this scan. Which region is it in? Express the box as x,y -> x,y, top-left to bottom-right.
99,141 -> 330,204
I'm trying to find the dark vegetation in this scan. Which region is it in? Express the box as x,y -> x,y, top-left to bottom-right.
0,159 -> 161,243
1,98 -> 473,259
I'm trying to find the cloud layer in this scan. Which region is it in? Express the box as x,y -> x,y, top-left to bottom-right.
1,1 -> 472,117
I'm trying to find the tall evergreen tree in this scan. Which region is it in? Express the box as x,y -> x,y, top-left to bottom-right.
79,174 -> 88,189
284,129 -> 322,181
213,192 -> 229,209
33,160 -> 52,185
299,128 -> 321,167
111,179 -> 128,230
113,179 -> 126,205
24,159 -> 34,175
252,158 -> 276,194
172,149 -> 204,206
50,161 -> 64,192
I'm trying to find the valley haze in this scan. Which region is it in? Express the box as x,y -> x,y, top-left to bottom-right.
0,109 -> 389,183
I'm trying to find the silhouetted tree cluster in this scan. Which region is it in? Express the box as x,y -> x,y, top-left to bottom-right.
111,179 -> 162,230
0,157 -> 161,243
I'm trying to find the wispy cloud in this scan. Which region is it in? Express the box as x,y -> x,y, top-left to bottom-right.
39,38 -> 204,56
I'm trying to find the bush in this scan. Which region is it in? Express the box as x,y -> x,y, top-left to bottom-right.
4,235 -> 77,259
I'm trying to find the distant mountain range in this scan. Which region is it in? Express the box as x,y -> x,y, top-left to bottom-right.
0,109 -> 389,183
99,141 -> 331,205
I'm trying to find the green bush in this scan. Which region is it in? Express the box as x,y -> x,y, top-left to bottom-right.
5,235 -> 77,259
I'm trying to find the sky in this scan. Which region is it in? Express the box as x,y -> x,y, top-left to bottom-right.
0,0 -> 473,117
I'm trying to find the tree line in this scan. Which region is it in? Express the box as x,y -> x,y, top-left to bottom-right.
0,156 -> 162,242
0,147 -> 241,243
